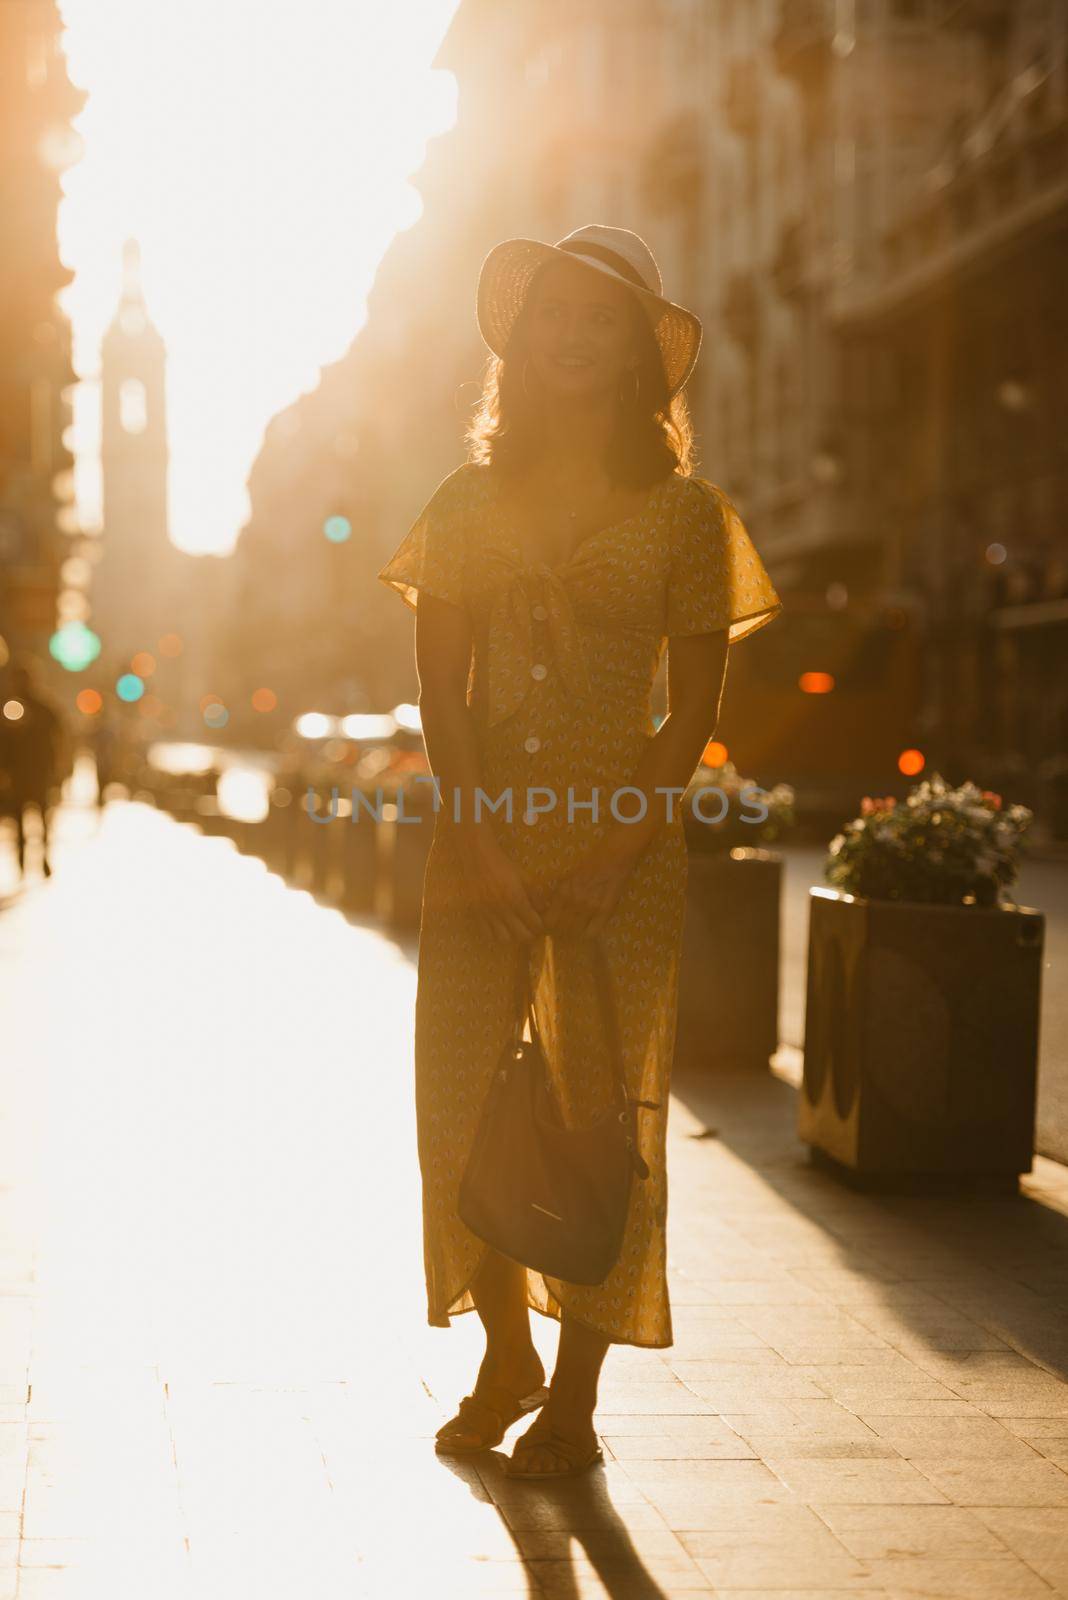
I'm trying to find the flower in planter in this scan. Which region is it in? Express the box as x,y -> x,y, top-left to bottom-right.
682,760 -> 796,854
824,772 -> 1033,906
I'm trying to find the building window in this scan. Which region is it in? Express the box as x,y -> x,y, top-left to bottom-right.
119,379 -> 147,435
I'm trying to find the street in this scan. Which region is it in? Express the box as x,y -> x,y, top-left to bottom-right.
0,788 -> 1065,1596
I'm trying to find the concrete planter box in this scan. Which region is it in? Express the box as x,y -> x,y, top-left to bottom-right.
799,887 -> 1045,1190
674,847 -> 782,1072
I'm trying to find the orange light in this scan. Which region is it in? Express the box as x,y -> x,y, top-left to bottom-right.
799,671 -> 835,694
898,748 -> 925,776
251,687 -> 278,713
131,651 -> 156,676
76,688 -> 102,715
158,633 -> 183,658
701,740 -> 728,768
199,693 -> 222,711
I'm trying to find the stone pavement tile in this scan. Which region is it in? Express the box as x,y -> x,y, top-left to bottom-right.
814,1502 -> 1012,1559
792,1367 -> 967,1405
350,1554 -> 542,1597
954,1384 -> 1068,1418
911,1457 -> 1068,1506
1000,1418 -> 1068,1463
722,1401 -> 886,1443
691,1545 -> 880,1589
511,1526 -> 691,1560
860,1555 -> 1056,1596
602,1430 -> 757,1460
678,1279 -> 831,1306
767,1343 -> 915,1367
531,1550 -> 709,1593
679,1375 -> 830,1406
711,1591 -> 888,1600
592,1412 -> 746,1438
13,1540 -> 92,1567
591,1384 -> 715,1415
850,1397 -> 986,1417
660,1331 -> 772,1359
614,1458 -> 801,1515
860,1414 -> 1049,1461
762,1457 -> 952,1504
665,1353 -> 796,1380
971,1507 -> 1068,1593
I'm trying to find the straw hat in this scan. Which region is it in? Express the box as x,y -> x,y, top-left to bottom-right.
476,223 -> 703,402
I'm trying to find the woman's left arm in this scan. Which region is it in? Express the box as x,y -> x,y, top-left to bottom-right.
542,631 -> 729,937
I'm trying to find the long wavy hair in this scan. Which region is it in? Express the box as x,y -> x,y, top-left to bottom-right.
465,259 -> 696,488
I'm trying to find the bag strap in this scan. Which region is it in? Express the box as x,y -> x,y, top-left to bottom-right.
512,936 -> 660,1178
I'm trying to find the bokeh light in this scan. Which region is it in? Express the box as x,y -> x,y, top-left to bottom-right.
204,702 -> 229,728
800,671 -> 835,694
251,687 -> 278,713
131,651 -> 156,677
159,633 -> 184,657
49,619 -> 101,671
76,688 -> 103,715
701,740 -> 728,768
898,748 -> 925,776
323,514 -> 352,544
116,672 -> 144,702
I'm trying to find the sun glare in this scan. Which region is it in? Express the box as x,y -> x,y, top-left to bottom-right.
55,0 -> 459,554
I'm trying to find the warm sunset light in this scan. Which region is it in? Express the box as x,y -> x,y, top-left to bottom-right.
799,671 -> 835,694
701,740 -> 728,767
55,0 -> 461,554
898,747 -> 926,776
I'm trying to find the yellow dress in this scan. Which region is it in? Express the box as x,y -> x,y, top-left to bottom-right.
378,462 -> 781,1347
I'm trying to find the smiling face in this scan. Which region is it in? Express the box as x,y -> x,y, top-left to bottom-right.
522,258 -> 642,404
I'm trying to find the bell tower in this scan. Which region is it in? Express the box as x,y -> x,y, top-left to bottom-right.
95,238 -> 175,667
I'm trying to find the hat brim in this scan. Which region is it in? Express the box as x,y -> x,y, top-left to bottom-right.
476,237 -> 703,402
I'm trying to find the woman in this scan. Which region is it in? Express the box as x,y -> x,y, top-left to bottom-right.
378,224 -> 781,1478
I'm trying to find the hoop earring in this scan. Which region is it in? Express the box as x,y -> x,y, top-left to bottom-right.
618,367 -> 640,406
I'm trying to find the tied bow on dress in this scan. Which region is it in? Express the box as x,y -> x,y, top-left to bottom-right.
485,552 -> 593,729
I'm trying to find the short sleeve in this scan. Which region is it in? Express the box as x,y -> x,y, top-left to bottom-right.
377,464 -> 472,613
664,477 -> 782,643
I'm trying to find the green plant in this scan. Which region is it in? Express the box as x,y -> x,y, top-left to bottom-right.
825,772 -> 1033,907
683,760 -> 795,854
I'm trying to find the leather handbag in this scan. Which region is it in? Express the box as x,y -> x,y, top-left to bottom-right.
458,936 -> 660,1286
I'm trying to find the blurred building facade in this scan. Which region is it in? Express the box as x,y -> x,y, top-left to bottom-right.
219,0 -> 1068,833
0,0 -> 84,670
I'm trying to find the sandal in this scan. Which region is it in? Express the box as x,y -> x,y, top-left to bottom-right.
504,1420 -> 605,1479
435,1382 -> 549,1456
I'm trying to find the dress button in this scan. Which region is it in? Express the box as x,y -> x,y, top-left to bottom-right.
532,603 -> 548,621
530,663 -> 548,681
524,735 -> 541,753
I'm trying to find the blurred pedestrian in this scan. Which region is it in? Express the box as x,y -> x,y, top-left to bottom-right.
88,703 -> 122,809
0,662 -> 68,878
377,225 -> 782,1478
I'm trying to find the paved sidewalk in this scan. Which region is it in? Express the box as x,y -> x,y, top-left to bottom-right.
0,799 -> 1066,1597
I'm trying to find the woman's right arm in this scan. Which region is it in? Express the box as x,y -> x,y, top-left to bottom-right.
414,594 -> 545,945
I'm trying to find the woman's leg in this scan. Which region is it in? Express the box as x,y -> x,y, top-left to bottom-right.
511,1312 -> 609,1471
470,1249 -> 545,1391
438,1249 -> 545,1448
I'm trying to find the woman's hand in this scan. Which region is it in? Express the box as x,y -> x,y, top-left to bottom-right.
463,827 -> 547,945
541,830 -> 645,939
